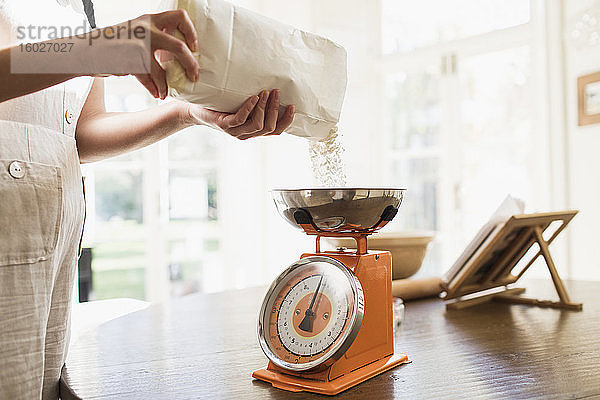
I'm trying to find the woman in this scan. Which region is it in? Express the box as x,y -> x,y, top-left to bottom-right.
0,1 -> 295,398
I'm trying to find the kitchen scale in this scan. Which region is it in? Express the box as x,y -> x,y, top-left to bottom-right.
252,188 -> 410,395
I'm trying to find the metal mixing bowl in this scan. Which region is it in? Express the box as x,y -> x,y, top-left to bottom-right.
272,188 -> 406,232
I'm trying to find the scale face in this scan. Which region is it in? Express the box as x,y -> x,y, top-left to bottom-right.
258,256 -> 364,372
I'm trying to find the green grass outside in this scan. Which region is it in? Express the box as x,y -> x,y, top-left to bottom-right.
89,220 -> 217,300
92,267 -> 145,300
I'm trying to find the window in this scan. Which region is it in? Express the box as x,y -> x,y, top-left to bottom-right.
82,77 -> 148,300
166,129 -> 221,297
82,77 -> 224,301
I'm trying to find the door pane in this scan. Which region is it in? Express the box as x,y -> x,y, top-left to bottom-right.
389,157 -> 442,277
168,126 -> 219,163
384,67 -> 442,150
167,130 -> 221,297
390,157 -> 440,232
93,169 -> 146,300
458,45 -> 534,236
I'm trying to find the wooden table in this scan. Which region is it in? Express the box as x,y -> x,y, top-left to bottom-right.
60,279 -> 600,399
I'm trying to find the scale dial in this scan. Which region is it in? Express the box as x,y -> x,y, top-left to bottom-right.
258,256 -> 364,372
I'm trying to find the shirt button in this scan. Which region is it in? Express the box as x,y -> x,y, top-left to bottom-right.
8,161 -> 25,179
65,109 -> 74,124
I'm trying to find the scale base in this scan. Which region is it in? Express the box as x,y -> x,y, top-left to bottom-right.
252,353 -> 410,396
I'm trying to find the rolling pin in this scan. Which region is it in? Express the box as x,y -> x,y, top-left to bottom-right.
392,277 -> 444,300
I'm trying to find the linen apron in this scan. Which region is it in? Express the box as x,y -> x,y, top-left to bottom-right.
0,2 -> 93,398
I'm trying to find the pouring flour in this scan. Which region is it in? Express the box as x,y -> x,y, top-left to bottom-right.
161,0 -> 347,141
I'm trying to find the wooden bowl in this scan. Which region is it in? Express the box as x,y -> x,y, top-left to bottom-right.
327,232 -> 434,280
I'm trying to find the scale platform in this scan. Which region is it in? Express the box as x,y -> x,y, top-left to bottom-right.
253,353 -> 410,395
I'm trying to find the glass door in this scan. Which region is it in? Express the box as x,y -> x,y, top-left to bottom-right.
380,0 -> 546,276
455,45 -> 536,240
382,62 -> 447,277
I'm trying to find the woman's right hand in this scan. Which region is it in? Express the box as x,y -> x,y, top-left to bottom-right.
106,10 -> 200,99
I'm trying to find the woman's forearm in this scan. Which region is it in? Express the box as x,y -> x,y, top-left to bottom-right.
0,46 -> 78,103
76,101 -> 196,163
0,32 -> 137,103
0,15 -> 167,104
0,26 -> 144,103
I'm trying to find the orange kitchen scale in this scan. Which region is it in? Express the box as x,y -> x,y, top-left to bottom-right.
252,189 -> 410,395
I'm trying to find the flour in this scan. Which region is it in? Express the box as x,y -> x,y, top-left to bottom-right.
309,127 -> 348,187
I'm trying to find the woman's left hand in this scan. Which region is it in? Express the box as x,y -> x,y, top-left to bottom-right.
184,89 -> 295,140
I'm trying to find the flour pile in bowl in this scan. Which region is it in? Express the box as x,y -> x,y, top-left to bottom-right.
309,127 -> 347,187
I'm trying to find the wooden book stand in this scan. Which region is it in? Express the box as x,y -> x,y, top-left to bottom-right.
443,211 -> 582,311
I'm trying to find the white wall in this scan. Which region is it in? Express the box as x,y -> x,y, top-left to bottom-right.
563,0 -> 600,280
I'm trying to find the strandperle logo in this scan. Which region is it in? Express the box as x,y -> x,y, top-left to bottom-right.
15,20 -> 147,45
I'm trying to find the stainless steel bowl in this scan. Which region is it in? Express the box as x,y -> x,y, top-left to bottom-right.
272,188 -> 406,233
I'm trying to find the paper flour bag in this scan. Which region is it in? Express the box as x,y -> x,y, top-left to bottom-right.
163,0 -> 347,140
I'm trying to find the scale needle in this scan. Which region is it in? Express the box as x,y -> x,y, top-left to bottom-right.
299,275 -> 324,332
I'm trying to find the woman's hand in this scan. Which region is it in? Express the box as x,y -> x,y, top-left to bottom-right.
185,89 -> 295,140
131,10 -> 199,100
76,80 -> 296,163
110,10 -> 200,99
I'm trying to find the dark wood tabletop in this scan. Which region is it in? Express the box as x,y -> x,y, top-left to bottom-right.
60,279 -> 600,399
